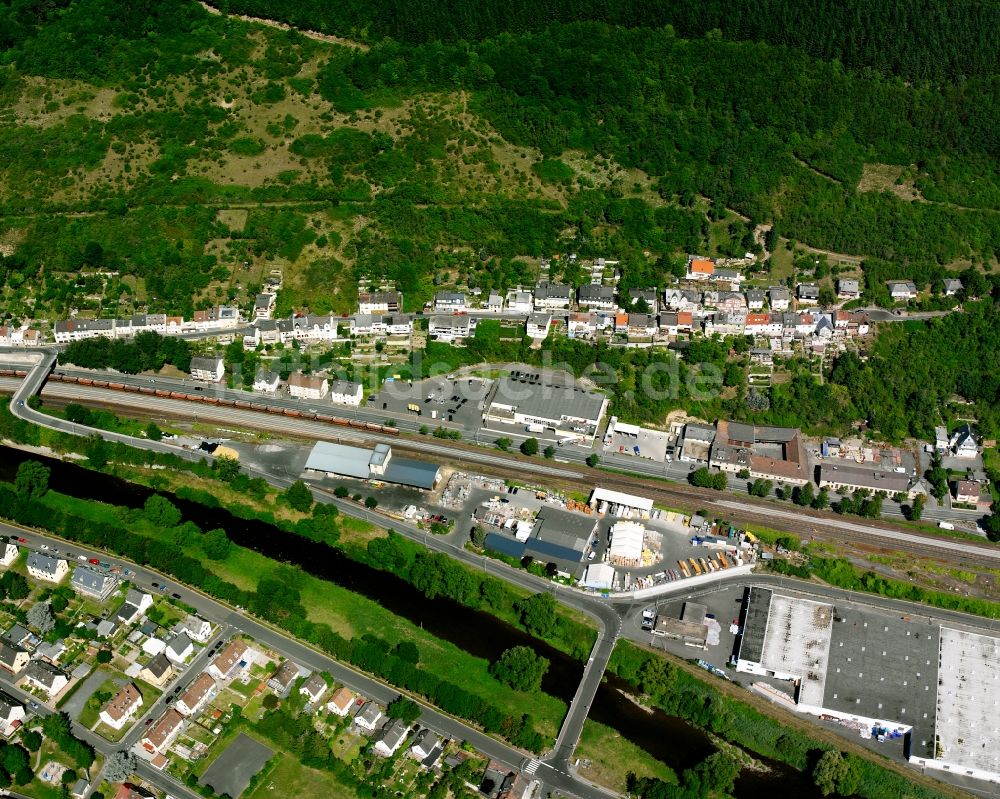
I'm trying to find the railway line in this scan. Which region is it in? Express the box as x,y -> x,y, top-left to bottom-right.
1,373 -> 997,569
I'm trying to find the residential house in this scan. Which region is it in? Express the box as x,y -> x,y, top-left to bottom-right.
686,258 -> 715,280
53,319 -> 115,343
934,426 -> 950,452
410,729 -> 442,761
329,380 -> 363,406
0,544 -> 17,568
745,313 -> 783,338
942,278 -> 963,297
253,293 -> 276,320
745,289 -> 766,311
36,640 -> 66,664
533,282 -> 572,311
96,619 -> 118,639
576,284 -> 616,311
327,687 -> 355,716
662,288 -> 700,312
99,683 -> 143,730
69,779 -> 89,799
505,289 -> 533,314
796,284 -> 819,304
374,719 -> 410,757
715,292 -> 747,313
712,268 -> 743,288
21,660 -> 68,697
254,319 -> 280,346
526,313 -> 551,340
113,784 -> 155,799
428,315 -> 472,342
627,313 -> 658,339
0,691 -> 25,736
887,280 -> 917,301
704,310 -> 746,337
836,278 -> 861,299
287,372 -> 328,401
191,306 -> 240,331
180,616 -> 212,644
141,708 -> 185,755
384,314 -> 413,336
433,291 -> 467,313
208,640 -> 248,681
949,425 -> 979,459
659,311 -> 694,338
165,633 -> 194,664
567,312 -> 597,338
485,292 -> 504,313
267,660 -> 305,697
354,702 -> 383,731
358,291 -> 402,315
818,464 -> 914,498
252,369 -> 281,393
954,480 -> 986,505
26,553 -> 68,583
4,625 -> 30,648
70,566 -> 118,602
793,312 -> 816,337
768,287 -> 790,311
242,327 -> 261,350
139,654 -> 173,688
0,641 -> 29,675
175,672 -> 217,717
627,288 -> 659,314
116,589 -> 153,626
189,356 -> 224,382
299,673 -> 327,704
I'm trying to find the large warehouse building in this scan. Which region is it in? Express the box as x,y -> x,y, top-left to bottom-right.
733,587 -> 1000,785
303,442 -> 441,490
482,373 -> 608,441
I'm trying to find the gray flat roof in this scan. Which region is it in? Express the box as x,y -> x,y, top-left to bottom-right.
823,604 -> 939,755
487,376 -> 606,425
381,458 -> 440,490
819,464 -> 909,493
304,442 -> 373,479
532,506 -> 595,552
737,587 -> 772,664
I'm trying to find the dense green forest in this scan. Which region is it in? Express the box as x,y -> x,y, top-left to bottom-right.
2,0 -> 1000,320
213,0 -> 1000,82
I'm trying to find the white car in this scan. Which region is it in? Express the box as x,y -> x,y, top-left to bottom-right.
77,555 -> 87,562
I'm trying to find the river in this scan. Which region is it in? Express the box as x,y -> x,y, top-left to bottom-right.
0,445 -> 837,797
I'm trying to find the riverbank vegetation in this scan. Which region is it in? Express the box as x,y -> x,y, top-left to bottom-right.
0,467 -> 564,750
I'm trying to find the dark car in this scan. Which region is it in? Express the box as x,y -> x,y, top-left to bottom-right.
151,581 -> 160,588
171,592 -> 182,599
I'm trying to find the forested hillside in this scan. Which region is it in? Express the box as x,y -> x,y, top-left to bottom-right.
212,0 -> 1000,81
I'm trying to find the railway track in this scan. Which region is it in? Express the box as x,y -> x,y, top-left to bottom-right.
2,374 -> 998,570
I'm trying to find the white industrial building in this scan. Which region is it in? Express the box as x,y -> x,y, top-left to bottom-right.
607,520 -> 645,566
483,374 -> 608,441
588,487 -> 654,518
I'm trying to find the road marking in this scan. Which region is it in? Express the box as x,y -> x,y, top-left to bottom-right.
524,759 -> 541,775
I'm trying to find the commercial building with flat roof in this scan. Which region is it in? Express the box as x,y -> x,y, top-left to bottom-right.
483,374 -> 608,440
304,442 -> 441,490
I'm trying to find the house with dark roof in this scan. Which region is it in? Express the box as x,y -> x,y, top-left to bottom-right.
22,660 -> 68,696
299,673 -> 327,704
374,719 -> 410,757
0,690 -> 25,735
0,641 -> 29,675
139,653 -> 173,688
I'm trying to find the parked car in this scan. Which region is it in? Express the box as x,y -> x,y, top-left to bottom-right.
88,558 -> 99,565
77,555 -> 87,562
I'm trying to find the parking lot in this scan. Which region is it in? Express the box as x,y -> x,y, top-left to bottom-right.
604,425 -> 673,463
366,376 -> 490,432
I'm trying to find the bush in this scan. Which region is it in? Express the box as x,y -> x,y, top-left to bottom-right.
489,646 -> 549,692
